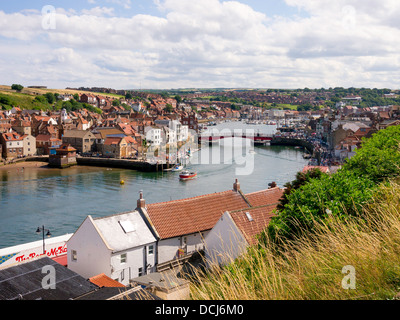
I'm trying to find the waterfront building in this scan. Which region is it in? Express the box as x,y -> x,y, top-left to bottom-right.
21,134 -> 36,157
62,129 -> 96,154
48,143 -> 77,168
136,180 -> 283,269
67,210 -> 157,286
0,131 -> 24,160
35,134 -> 62,155
0,234 -> 72,269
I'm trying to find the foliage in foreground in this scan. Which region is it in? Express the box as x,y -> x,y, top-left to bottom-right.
265,125 -> 400,243
189,182 -> 400,300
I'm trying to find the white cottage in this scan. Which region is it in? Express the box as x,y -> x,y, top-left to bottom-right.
67,210 -> 157,286
204,204 -> 277,267
136,180 -> 283,269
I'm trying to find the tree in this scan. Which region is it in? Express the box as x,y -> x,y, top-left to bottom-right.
342,125 -> 400,183
73,93 -> 79,101
34,95 -> 48,104
276,168 -> 326,211
125,92 -> 133,100
44,92 -> 55,104
112,99 -> 121,106
165,103 -> 173,113
11,84 -> 24,92
175,95 -> 182,104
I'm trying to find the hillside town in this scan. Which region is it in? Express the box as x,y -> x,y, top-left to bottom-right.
0,89 -> 399,168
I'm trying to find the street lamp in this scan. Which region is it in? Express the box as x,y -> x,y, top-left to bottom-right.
36,225 -> 52,254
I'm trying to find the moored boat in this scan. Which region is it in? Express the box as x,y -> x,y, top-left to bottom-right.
172,164 -> 184,172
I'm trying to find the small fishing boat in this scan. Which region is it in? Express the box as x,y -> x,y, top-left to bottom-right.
179,170 -> 197,180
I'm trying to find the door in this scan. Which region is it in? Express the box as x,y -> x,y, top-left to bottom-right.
181,236 -> 188,254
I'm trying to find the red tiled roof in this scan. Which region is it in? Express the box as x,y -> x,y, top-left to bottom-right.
230,205 -> 276,246
244,187 -> 283,207
52,254 -> 68,266
89,273 -> 125,288
2,132 -> 23,141
104,137 -> 122,145
302,166 -> 330,173
145,190 -> 250,239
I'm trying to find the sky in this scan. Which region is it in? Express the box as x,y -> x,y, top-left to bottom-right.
1,0 -> 400,90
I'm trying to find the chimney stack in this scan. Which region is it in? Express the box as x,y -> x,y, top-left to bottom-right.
233,179 -> 240,192
137,191 -> 146,209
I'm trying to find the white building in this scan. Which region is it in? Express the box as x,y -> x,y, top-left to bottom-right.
162,126 -> 177,145
204,205 -> 276,267
67,209 -> 157,286
144,126 -> 162,146
169,120 -> 188,142
136,180 -> 283,267
22,134 -> 36,157
132,102 -> 143,112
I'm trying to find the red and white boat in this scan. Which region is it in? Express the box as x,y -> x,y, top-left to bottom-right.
179,170 -> 197,180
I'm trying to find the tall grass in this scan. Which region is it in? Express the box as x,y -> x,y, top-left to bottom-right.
189,181 -> 400,300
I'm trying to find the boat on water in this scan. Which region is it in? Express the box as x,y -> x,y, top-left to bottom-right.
179,170 -> 197,180
172,164 -> 184,172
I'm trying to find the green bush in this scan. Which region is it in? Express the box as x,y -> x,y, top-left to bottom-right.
342,125 -> 400,183
264,125 -> 400,244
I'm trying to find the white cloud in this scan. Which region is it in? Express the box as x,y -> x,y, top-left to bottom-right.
81,7 -> 115,17
1,0 -> 400,89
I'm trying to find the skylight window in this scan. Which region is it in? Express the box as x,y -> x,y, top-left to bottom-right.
245,212 -> 254,222
119,220 -> 135,233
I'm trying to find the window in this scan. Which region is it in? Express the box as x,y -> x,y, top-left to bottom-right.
245,212 -> 254,222
148,245 -> 154,255
138,267 -> 143,277
120,269 -> 125,281
71,250 -> 77,261
120,253 -> 127,264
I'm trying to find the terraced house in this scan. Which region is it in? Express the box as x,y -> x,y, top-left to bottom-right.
1,132 -> 24,159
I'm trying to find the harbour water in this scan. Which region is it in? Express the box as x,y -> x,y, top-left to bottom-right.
0,122 -> 309,249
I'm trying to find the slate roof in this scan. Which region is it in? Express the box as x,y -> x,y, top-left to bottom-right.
93,210 -> 157,252
0,257 -> 98,300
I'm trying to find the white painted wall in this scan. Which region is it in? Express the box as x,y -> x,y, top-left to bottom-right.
157,231 -> 209,264
110,243 -> 157,285
204,212 -> 248,267
67,216 -> 111,279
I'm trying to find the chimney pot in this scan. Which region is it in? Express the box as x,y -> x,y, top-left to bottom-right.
137,191 -> 145,208
233,179 -> 240,192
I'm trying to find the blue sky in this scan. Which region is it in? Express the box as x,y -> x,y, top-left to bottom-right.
1,0 -> 305,18
0,0 -> 399,89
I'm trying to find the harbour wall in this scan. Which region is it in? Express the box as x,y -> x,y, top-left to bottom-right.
270,137 -> 314,153
76,157 -> 169,172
